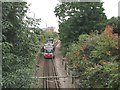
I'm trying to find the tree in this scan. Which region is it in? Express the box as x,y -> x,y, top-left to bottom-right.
54,2 -> 107,54
106,16 -> 120,61
107,16 -> 120,35
66,33 -> 119,88
2,2 -> 41,88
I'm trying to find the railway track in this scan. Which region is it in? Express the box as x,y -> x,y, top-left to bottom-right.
43,59 -> 49,89
43,58 -> 60,89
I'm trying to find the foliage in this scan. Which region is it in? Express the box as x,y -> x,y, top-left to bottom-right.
66,33 -> 119,88
43,31 -> 58,40
40,31 -> 58,44
54,2 -> 107,54
107,16 -> 120,35
2,2 -> 41,88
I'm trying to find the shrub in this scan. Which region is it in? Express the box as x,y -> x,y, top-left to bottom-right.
66,32 -> 119,88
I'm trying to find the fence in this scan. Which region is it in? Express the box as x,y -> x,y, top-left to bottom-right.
61,57 -> 80,88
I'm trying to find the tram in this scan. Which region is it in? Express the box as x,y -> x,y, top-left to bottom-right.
43,50 -> 55,59
43,39 -> 55,59
43,44 -> 55,59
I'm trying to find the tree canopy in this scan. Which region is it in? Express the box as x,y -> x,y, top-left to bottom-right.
54,2 -> 107,54
2,2 -> 41,88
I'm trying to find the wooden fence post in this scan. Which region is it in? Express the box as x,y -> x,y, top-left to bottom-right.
65,62 -> 67,70
62,59 -> 63,65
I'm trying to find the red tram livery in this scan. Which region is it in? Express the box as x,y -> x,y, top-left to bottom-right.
42,38 -> 55,59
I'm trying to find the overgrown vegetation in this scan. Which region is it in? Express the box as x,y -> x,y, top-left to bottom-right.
41,31 -> 58,42
2,2 -> 41,88
54,2 -> 107,54
66,32 -> 119,88
54,2 -> 120,88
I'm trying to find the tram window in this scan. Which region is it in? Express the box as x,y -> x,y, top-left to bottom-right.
44,49 -> 53,53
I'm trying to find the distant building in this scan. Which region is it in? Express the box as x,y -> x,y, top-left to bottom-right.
46,27 -> 55,32
41,27 -> 55,32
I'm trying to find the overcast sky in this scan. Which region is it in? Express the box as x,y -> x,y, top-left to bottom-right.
26,0 -> 120,30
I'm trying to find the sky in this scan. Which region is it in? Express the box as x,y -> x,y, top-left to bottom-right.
26,0 -> 120,30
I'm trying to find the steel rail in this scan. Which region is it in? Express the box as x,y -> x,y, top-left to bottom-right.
51,58 -> 60,89
32,75 -> 79,79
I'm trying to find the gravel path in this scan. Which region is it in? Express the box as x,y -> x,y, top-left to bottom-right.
54,41 -> 75,88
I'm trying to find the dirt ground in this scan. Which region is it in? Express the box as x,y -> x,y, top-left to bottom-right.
35,54 -> 44,88
54,41 -> 75,88
35,40 -> 75,88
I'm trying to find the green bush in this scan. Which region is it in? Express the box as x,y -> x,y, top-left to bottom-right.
66,33 -> 119,88
2,2 -> 41,88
